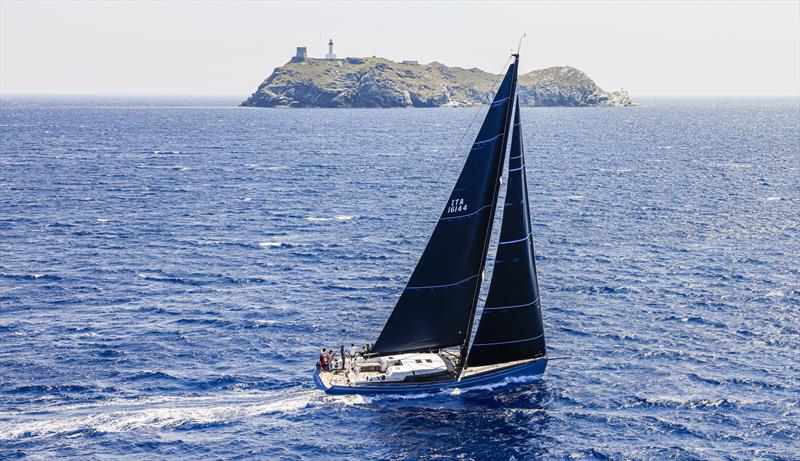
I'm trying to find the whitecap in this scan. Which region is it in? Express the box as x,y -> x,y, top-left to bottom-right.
249,320 -> 277,326
306,215 -> 356,222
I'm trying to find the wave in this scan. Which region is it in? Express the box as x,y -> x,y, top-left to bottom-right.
622,395 -> 765,410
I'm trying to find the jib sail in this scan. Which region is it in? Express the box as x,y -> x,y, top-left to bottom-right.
467,98 -> 546,367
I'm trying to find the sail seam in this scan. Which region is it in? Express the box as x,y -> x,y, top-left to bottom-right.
406,273 -> 480,290
439,204 -> 492,221
471,133 -> 504,149
509,154 -> 522,159
483,297 -> 540,310
491,96 -> 510,106
498,231 -> 532,245
508,163 -> 525,172
472,333 -> 544,347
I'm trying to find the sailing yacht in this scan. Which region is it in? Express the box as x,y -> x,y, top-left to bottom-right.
314,54 -> 547,395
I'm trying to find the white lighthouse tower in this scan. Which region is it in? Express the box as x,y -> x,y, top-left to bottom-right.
325,38 -> 337,59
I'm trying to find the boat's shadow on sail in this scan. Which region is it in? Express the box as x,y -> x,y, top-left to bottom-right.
361,380 -> 556,458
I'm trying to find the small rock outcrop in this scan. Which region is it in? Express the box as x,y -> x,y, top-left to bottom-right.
241,57 -> 636,108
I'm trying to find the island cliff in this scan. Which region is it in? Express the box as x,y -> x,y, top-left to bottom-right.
241,57 -> 636,108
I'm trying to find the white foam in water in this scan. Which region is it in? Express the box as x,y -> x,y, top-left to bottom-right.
258,241 -> 285,248
0,389 -> 330,440
306,215 -> 356,222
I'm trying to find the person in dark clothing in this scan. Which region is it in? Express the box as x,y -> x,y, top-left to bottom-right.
340,345 -> 346,370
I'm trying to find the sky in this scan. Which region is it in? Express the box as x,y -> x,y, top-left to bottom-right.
1,1 -> 798,96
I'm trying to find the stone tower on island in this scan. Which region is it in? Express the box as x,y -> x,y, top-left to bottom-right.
290,46 -> 307,63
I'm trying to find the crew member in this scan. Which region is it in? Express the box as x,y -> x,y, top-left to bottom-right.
340,345 -> 346,369
326,349 -> 335,371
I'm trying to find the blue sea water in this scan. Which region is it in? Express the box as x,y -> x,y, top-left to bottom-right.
0,95 -> 798,460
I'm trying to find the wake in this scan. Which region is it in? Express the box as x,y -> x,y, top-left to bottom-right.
0,388 -> 364,440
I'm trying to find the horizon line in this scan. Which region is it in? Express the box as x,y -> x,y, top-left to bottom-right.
2,92 -> 799,99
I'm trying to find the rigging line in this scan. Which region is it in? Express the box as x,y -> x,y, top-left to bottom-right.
334,56 -> 515,348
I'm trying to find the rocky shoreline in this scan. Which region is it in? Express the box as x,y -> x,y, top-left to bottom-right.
242,57 -> 636,108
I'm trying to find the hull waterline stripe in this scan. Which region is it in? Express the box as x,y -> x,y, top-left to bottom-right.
498,231 -> 532,245
483,297 -> 540,311
472,333 -> 544,347
439,204 -> 492,221
406,273 -> 480,290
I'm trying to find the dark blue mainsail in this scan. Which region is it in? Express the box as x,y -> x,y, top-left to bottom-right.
372,59 -> 518,355
467,98 -> 547,367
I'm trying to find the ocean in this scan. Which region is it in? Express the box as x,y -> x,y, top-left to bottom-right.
1,96 -> 798,460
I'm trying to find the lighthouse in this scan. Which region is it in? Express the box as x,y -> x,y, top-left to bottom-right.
325,38 -> 337,59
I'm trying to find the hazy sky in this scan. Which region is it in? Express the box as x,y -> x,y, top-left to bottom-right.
1,1 -> 798,96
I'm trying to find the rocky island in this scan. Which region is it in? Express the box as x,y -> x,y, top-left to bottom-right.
242,49 -> 636,108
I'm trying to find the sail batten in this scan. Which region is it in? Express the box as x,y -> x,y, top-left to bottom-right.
371,59 -> 518,356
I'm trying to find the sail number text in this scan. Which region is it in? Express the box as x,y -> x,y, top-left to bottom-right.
447,198 -> 468,214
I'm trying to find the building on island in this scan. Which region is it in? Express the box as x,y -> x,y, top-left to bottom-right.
325,39 -> 337,59
291,46 -> 307,63
290,41 -> 389,65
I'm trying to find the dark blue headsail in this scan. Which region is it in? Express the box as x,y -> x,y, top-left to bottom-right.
372,60 -> 518,356
467,98 -> 547,367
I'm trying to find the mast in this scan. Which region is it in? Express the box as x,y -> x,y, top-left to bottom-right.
458,54 -> 519,370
